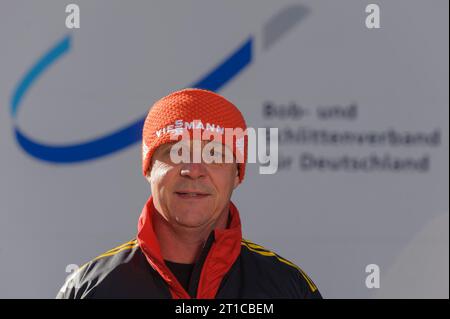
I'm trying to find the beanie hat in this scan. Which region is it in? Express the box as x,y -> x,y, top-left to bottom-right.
142,88 -> 248,182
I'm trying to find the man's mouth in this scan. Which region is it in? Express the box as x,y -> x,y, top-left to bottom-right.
174,191 -> 210,199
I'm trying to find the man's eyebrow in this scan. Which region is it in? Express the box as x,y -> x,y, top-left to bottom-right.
164,144 -> 175,151
155,143 -> 171,154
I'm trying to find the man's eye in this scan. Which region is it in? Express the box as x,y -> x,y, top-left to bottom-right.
210,149 -> 223,157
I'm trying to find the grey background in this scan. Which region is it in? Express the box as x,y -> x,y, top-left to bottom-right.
0,0 -> 448,298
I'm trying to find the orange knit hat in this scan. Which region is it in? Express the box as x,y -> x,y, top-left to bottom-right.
142,88 -> 248,182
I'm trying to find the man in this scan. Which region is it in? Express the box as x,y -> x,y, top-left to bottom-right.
57,88 -> 322,299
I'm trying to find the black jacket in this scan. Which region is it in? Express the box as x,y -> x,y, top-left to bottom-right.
57,197 -> 321,299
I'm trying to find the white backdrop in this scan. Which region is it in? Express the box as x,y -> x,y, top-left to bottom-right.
0,0 -> 448,298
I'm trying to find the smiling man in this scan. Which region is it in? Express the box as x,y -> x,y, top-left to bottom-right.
56,88 -> 322,299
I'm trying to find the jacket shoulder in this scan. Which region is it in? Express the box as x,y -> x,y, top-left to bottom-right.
240,238 -> 322,298
56,239 -> 140,299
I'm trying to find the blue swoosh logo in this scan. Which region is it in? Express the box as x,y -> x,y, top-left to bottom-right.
10,35 -> 253,163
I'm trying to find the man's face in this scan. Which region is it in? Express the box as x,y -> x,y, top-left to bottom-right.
147,140 -> 240,230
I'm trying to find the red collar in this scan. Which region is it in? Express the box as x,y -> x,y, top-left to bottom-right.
136,195 -> 242,299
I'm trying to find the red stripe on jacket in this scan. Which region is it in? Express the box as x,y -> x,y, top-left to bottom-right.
136,195 -> 242,299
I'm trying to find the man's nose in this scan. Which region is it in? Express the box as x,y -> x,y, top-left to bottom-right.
179,163 -> 207,179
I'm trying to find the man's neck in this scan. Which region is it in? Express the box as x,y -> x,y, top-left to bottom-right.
153,206 -> 230,264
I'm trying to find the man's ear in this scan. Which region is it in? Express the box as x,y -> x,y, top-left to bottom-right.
145,169 -> 152,184
233,165 -> 240,189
